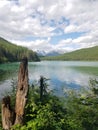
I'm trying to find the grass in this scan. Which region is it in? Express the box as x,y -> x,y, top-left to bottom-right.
42,46 -> 98,61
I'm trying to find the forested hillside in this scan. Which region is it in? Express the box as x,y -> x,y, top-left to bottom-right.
42,46 -> 98,61
0,37 -> 40,63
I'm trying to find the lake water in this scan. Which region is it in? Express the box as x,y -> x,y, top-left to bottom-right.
0,61 -> 98,97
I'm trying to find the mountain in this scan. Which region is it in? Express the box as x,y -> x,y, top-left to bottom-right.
36,50 -> 66,56
0,37 -> 40,63
45,51 -> 61,56
36,50 -> 47,56
41,46 -> 98,61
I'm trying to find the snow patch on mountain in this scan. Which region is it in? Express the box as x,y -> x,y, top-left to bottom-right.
36,49 -> 67,56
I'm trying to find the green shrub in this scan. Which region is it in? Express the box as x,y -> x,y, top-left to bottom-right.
1,78 -> 98,130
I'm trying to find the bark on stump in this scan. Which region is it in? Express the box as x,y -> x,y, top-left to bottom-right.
15,57 -> 29,125
1,96 -> 13,130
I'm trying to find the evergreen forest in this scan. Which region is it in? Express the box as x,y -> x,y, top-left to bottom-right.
0,37 -> 40,63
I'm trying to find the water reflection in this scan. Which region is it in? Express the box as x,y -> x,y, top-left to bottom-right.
29,61 -> 98,92
0,61 -> 98,97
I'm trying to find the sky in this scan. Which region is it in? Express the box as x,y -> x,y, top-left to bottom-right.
0,0 -> 98,53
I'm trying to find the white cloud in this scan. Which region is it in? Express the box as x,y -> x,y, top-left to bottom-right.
64,25 -> 77,33
11,38 -> 54,53
0,0 -> 98,53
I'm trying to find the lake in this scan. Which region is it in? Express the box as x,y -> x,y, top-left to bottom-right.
0,61 -> 98,97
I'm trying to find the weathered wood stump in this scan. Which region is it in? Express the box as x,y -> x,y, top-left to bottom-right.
1,57 -> 29,129
15,57 -> 29,125
1,96 -> 13,130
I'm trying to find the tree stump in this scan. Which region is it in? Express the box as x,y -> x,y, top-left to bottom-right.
1,58 -> 29,129
15,57 -> 29,125
1,96 -> 13,130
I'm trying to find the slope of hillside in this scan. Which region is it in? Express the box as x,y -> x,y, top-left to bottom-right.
42,46 -> 98,61
0,37 -> 40,63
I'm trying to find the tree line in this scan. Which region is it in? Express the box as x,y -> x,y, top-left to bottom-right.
0,37 -> 40,63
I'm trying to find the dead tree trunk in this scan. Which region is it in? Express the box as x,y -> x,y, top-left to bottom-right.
1,96 -> 13,130
40,76 -> 44,101
1,58 -> 29,129
14,57 -> 29,125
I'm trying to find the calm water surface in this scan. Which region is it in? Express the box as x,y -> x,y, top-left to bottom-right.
0,61 -> 98,97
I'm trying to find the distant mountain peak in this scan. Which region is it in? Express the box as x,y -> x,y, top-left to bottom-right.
36,49 -> 66,56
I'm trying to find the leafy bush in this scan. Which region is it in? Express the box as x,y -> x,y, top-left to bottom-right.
1,78 -> 98,130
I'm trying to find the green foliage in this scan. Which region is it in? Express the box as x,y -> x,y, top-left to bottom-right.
89,78 -> 98,95
0,37 -> 40,63
25,87 -> 66,130
42,46 -> 98,61
19,78 -> 98,130
65,79 -> 98,130
1,78 -> 98,130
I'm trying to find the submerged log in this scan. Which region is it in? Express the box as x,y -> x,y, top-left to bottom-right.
15,57 -> 29,125
1,96 -> 13,130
